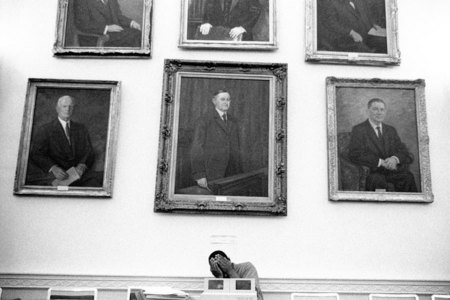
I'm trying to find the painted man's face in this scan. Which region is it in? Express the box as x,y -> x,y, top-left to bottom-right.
368,101 -> 386,124
212,92 -> 231,113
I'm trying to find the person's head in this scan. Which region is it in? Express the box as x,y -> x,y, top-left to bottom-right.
367,98 -> 386,125
212,90 -> 231,113
56,95 -> 75,121
208,250 -> 231,278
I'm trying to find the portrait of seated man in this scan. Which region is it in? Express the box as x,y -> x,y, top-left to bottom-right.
348,98 -> 418,192
26,95 -> 104,187
72,0 -> 142,47
208,250 -> 264,300
317,0 -> 387,53
190,90 -> 242,193
195,0 -> 263,41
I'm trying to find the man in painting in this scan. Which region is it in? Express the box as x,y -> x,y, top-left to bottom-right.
73,0 -> 141,47
317,0 -> 387,53
197,0 -> 262,41
208,250 -> 264,300
348,98 -> 418,192
190,89 -> 242,192
27,95 -> 103,187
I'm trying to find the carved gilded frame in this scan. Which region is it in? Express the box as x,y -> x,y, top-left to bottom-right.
53,0 -> 153,58
326,77 -> 433,202
305,0 -> 400,66
14,79 -> 121,197
155,60 -> 287,215
179,0 -> 277,50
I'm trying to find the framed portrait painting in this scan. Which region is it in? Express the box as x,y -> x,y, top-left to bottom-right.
179,0 -> 277,50
53,0 -> 153,57
326,77 -> 433,202
154,59 -> 287,215
14,79 -> 121,197
305,0 -> 400,66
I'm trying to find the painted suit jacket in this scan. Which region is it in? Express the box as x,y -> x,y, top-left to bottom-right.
190,109 -> 242,181
348,119 -> 413,172
202,0 -> 262,40
30,119 -> 95,173
74,0 -> 132,35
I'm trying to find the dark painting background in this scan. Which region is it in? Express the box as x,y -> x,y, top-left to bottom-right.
64,0 -> 144,47
25,87 -> 111,184
187,0 -> 270,41
175,77 -> 270,191
336,87 -> 421,191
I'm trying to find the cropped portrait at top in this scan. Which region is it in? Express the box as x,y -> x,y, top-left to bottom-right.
305,0 -> 400,65
180,0 -> 277,49
326,78 -> 433,203
54,0 -> 153,57
14,79 -> 121,197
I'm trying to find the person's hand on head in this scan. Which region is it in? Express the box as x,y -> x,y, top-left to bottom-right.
209,257 -> 224,278
216,255 -> 233,274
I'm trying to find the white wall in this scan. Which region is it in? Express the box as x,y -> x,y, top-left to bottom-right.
0,0 -> 449,281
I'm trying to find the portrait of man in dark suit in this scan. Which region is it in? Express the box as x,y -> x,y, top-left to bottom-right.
347,98 -> 418,192
186,0 -> 271,42
69,0 -> 142,47
174,77 -> 270,197
317,0 -> 387,53
190,90 -> 242,191
26,95 -> 104,187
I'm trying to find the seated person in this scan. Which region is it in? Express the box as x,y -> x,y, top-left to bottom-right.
196,0 -> 262,41
208,250 -> 264,300
74,0 -> 141,47
317,0 -> 387,53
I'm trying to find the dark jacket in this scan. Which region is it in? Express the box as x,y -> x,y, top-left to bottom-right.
74,0 -> 131,35
348,119 -> 413,172
202,0 -> 262,40
190,110 -> 242,181
30,119 -> 94,173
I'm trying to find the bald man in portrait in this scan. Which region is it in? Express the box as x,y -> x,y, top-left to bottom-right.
26,95 -> 103,187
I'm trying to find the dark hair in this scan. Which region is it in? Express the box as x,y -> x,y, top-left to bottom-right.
213,89 -> 230,97
367,98 -> 386,108
208,250 -> 229,262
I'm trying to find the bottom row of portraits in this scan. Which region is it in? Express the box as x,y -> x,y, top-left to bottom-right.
13,61 -> 432,217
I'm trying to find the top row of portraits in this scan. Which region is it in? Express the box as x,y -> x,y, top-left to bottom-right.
53,0 -> 400,65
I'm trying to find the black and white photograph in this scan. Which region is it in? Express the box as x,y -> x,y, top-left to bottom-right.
179,0 -> 277,49
305,0 -> 400,65
14,79 -> 121,197
54,0 -> 153,57
326,77 -> 433,202
154,60 -> 287,215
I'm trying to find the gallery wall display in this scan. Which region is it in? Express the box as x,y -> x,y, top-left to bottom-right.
14,79 -> 121,197
179,0 -> 277,50
53,0 -> 153,57
326,77 -> 433,203
305,0 -> 400,66
154,59 -> 287,215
